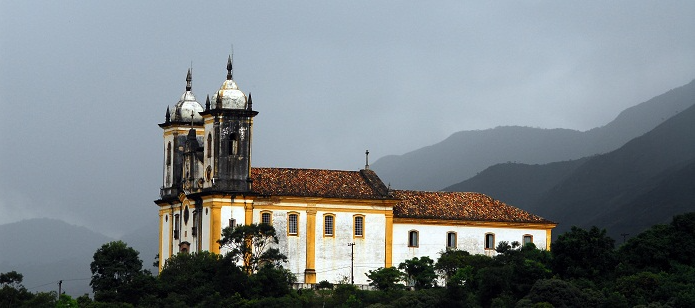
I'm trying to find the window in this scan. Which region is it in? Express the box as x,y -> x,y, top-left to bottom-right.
229,133 -> 238,155
324,214 -> 335,236
353,215 -> 364,237
447,232 -> 457,249
192,212 -> 198,237
207,133 -> 212,158
261,211 -> 272,225
229,218 -> 236,228
288,213 -> 298,235
174,214 -> 180,239
523,235 -> 533,245
166,142 -> 172,166
408,230 -> 419,247
485,233 -> 495,250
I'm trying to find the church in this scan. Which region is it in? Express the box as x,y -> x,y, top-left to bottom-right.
154,57 -> 557,285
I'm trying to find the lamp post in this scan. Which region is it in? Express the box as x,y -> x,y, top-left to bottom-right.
347,242 -> 355,284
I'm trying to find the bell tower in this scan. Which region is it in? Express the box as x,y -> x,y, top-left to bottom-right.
200,56 -> 258,192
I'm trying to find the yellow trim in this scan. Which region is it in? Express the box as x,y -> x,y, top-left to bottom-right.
260,210 -> 273,225
305,208 -> 316,284
287,212 -> 300,236
353,214 -> 365,239
385,213 -> 393,267
244,201 -> 254,225
158,211 -> 164,272
394,217 -> 557,230
546,229 -> 552,250
251,203 -> 391,214
163,127 -> 205,137
255,196 -> 399,207
322,213 -> 336,237
169,206 -> 174,258
210,204 -> 221,254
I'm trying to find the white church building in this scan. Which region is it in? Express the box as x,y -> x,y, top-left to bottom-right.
154,57 -> 557,285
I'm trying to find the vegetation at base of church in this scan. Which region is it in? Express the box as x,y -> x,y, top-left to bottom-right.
218,223 -> 288,274
3,212 -> 695,307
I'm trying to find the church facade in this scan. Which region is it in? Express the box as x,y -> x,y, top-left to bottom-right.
154,58 -> 557,285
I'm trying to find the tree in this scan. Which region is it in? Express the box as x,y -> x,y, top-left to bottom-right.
218,223 -> 287,274
0,271 -> 23,289
90,241 -> 144,302
398,256 -> 437,290
435,250 -> 470,279
551,226 -> 617,282
366,267 -> 404,291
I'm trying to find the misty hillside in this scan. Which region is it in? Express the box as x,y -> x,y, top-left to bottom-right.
0,218 -> 156,297
448,101 -> 695,240
371,79 -> 695,191
443,157 -> 590,208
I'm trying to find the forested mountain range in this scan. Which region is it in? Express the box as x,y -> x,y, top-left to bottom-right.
372,79 -> 695,191
446,99 -> 695,240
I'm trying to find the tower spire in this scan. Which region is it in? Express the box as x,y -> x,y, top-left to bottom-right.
165,106 -> 170,123
186,68 -> 192,91
226,55 -> 233,80
247,92 -> 253,111
205,95 -> 210,111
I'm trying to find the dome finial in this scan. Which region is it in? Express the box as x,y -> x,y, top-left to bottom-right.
216,91 -> 223,109
247,92 -> 253,111
205,95 -> 210,111
186,68 -> 192,91
227,55 -> 233,80
165,106 -> 170,123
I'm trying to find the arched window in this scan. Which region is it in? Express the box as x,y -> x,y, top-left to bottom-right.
485,233 -> 495,250
447,232 -> 457,250
353,215 -> 364,237
207,133 -> 212,158
166,142 -> 172,166
408,230 -> 419,247
324,214 -> 335,237
229,133 -> 238,155
261,211 -> 272,225
288,213 -> 299,236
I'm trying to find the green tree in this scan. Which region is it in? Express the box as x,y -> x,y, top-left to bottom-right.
90,241 -> 144,302
551,226 -> 617,282
398,256 -> 437,290
365,267 -> 404,291
218,223 -> 287,274
435,249 -> 470,279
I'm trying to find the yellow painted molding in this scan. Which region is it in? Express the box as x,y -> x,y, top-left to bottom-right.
306,209 -> 316,280
210,206 -> 221,254
393,218 -> 557,230
546,229 -> 552,250
385,213 -> 393,267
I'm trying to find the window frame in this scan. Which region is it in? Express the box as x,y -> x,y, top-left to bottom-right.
485,233 -> 495,250
260,211 -> 272,225
408,230 -> 419,248
323,214 -> 335,237
287,212 -> 299,236
446,231 -> 457,250
353,215 -> 365,238
523,234 -> 533,245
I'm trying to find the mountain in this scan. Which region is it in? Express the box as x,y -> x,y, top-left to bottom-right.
447,101 -> 695,240
0,218 -> 114,296
371,79 -> 695,191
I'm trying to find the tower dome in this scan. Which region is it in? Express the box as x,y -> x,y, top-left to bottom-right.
211,56 -> 248,110
169,69 -> 204,123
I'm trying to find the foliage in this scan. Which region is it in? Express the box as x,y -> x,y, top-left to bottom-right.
56,293 -> 78,308
0,271 -> 23,288
366,267 -> 404,291
398,256 -> 437,290
218,223 -> 288,274
89,241 -> 144,302
551,226 -> 617,282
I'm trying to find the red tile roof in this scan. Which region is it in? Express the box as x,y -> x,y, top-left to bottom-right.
250,168 -> 390,199
392,190 -> 554,224
249,168 -> 553,224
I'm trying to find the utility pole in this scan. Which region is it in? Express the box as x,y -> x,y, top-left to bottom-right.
58,280 -> 62,299
347,242 -> 355,284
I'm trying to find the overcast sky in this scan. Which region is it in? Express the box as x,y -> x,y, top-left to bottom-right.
1,1 -> 694,237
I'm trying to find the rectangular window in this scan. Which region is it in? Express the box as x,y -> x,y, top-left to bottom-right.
447,232 -> 457,249
261,212 -> 272,225
324,215 -> 334,236
288,213 -> 298,235
408,230 -> 419,247
523,235 -> 533,245
192,212 -> 198,237
229,218 -> 236,228
354,216 -> 364,237
174,214 -> 180,239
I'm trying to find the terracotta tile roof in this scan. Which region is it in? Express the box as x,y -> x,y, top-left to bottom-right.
250,168 -> 391,199
392,190 -> 554,224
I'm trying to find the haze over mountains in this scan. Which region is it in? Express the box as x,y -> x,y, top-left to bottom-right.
372,79 -> 695,191
445,80 -> 695,239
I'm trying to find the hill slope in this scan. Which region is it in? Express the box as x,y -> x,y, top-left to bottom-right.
372,79 -> 695,190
